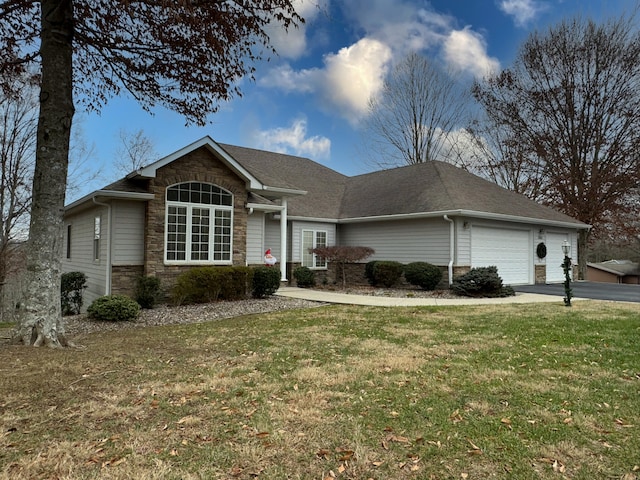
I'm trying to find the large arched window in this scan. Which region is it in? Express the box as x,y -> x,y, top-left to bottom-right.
165,182 -> 233,264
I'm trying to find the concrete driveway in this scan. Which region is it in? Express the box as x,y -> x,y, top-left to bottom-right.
514,282 -> 640,303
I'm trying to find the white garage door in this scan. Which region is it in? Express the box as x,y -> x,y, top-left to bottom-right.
471,226 -> 532,285
545,233 -> 571,283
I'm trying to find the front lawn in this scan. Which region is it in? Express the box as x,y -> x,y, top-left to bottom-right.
1,301 -> 639,479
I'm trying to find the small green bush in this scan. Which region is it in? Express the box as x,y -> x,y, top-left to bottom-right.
87,295 -> 140,321
171,266 -> 253,305
404,262 -> 443,290
364,261 -> 378,285
451,266 -> 515,297
293,266 -> 315,288
135,276 -> 161,309
371,261 -> 404,287
252,267 -> 281,298
61,271 -> 87,315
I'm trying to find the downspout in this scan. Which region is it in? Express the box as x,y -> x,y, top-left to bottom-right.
93,197 -> 112,295
443,215 -> 454,286
279,198 -> 288,281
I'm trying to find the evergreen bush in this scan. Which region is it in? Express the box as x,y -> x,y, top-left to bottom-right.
252,267 -> 281,298
364,261 -> 378,285
371,261 -> 404,287
171,266 -> 254,305
87,294 -> 140,321
61,271 -> 87,315
451,266 -> 515,297
404,262 -> 442,290
135,275 -> 161,309
293,266 -> 315,288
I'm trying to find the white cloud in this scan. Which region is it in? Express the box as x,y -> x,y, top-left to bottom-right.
260,0 -> 499,123
260,38 -> 392,125
252,118 -> 331,159
259,64 -> 317,93
266,0 -> 328,59
498,0 -> 546,27
321,38 -> 392,123
444,28 -> 500,78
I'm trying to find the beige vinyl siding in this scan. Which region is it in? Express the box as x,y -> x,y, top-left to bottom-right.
246,212 -> 265,264
264,217 -> 281,262
62,206 -> 108,306
291,221 -> 337,263
338,218 -> 450,265
456,217 -> 472,265
112,201 -> 145,265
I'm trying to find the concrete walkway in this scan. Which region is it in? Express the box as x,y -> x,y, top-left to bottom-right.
275,286 -> 574,306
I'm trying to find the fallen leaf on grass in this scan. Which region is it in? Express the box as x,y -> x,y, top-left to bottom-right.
552,460 -> 566,473
467,438 -> 482,453
615,418 -> 634,428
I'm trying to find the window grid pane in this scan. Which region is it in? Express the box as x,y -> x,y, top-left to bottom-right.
167,182 -> 232,206
213,210 -> 232,261
190,208 -> 210,261
315,231 -> 327,267
167,206 -> 187,261
166,182 -> 233,263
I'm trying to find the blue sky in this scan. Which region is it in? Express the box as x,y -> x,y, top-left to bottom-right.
71,0 -> 637,201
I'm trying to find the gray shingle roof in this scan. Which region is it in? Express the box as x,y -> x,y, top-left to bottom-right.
85,139 -> 586,227
219,144 -> 348,218
339,160 -> 585,225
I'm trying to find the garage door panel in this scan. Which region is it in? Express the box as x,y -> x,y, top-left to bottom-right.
471,227 -> 532,285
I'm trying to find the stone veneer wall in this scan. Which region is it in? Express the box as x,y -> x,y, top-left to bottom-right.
142,147 -> 249,297
111,265 -> 144,297
535,265 -> 546,284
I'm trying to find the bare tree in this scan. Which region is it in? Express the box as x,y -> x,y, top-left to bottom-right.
0,0 -> 302,347
472,15 -> 640,279
362,52 -> 473,168
114,129 -> 158,176
0,75 -> 37,307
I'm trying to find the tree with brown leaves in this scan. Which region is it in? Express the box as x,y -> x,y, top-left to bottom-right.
472,15 -> 640,279
0,0 -> 302,347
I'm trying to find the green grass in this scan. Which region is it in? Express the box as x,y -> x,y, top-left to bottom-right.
1,301 -> 639,479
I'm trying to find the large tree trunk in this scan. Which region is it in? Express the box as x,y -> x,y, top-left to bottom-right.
12,0 -> 74,347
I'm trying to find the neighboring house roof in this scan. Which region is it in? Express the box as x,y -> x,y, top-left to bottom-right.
65,136 -> 589,229
588,260 -> 640,277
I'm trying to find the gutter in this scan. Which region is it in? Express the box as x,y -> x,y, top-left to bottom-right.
92,197 -> 112,295
443,215 -> 455,285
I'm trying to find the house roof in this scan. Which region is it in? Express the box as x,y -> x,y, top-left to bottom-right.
66,136 -> 589,229
588,260 -> 640,277
220,143 -> 348,219
339,161 -> 587,226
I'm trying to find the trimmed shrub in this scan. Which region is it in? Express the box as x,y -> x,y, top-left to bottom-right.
87,295 -> 140,321
61,271 -> 87,315
252,267 -> 281,298
293,266 -> 315,288
221,266 -> 254,301
364,261 -> 378,285
451,266 -> 515,298
135,276 -> 161,309
171,266 -> 254,305
371,261 -> 404,287
404,262 -> 442,290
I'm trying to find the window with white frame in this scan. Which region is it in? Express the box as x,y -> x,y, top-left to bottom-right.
302,230 -> 327,268
165,182 -> 233,264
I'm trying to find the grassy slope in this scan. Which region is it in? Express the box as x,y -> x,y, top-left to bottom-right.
1,301 -> 639,479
